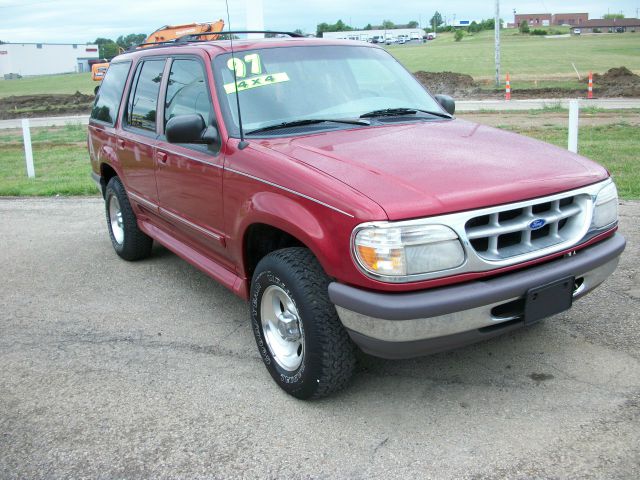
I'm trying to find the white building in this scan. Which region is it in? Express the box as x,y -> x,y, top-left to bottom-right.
322,28 -> 424,42
0,43 -> 100,77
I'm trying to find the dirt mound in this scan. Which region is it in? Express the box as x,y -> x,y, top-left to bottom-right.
413,71 -> 481,96
0,91 -> 94,120
588,67 -> 640,97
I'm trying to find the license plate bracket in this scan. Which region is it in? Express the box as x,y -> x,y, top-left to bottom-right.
524,276 -> 574,326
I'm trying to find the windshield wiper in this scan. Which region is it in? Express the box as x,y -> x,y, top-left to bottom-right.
246,118 -> 369,135
360,107 -> 451,119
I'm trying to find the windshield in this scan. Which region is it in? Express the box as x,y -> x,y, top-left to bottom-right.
212,45 -> 444,136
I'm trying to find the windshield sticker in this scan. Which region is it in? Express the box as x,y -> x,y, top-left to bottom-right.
224,72 -> 290,94
226,54 -> 263,77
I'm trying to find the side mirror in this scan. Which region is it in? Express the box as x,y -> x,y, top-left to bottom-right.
434,94 -> 456,115
166,114 -> 219,145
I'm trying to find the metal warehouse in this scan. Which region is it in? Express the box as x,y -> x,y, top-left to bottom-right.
0,43 -> 99,77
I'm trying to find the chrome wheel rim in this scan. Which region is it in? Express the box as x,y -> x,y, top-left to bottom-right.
108,195 -> 124,245
260,285 -> 304,371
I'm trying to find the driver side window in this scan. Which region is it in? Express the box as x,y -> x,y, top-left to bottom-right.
165,59 -> 212,127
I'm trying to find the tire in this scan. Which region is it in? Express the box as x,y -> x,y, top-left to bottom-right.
250,247 -> 356,399
104,177 -> 153,261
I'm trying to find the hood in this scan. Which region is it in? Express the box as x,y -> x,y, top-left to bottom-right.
260,119 -> 609,220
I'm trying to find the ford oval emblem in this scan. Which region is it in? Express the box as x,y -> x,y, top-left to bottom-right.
529,218 -> 546,230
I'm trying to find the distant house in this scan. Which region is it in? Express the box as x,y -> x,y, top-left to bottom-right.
0,43 -> 99,77
514,12 -> 588,27
580,18 -> 640,33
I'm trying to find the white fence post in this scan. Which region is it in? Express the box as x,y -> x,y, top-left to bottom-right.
22,118 -> 35,178
568,99 -> 579,154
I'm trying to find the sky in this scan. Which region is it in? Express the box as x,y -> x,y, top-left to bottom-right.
0,0 -> 638,43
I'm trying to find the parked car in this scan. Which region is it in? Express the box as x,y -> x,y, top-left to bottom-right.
573,28 -> 581,35
426,32 -> 437,40
88,35 -> 625,399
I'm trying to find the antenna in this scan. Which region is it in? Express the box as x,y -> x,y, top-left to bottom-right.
225,0 -> 249,150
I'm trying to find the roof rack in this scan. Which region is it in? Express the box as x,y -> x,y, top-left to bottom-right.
124,30 -> 306,53
126,40 -> 177,51
175,30 -> 305,42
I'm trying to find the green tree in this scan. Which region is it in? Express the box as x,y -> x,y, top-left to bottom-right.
316,22 -> 330,37
316,19 -> 353,37
603,13 -> 624,19
454,30 -> 465,41
381,19 -> 395,29
116,33 -> 147,50
293,28 -> 303,35
480,18 -> 495,30
518,20 -> 530,33
334,19 -> 351,31
429,11 -> 443,30
407,20 -> 419,28
102,43 -> 120,60
468,21 -> 481,33
93,38 -> 119,60
363,23 -> 373,30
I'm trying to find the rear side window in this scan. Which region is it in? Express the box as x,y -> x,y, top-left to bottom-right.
90,61 -> 131,125
126,59 -> 165,131
164,59 -> 212,126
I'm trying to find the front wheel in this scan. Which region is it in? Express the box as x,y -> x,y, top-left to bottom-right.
104,177 -> 152,261
250,248 -> 356,399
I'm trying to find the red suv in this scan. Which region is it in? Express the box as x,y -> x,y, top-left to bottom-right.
88,35 -> 625,399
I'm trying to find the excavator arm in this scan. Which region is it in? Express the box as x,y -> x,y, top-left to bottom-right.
144,20 -> 225,44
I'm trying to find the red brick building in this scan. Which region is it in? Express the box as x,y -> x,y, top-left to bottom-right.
553,13 -> 589,26
581,18 -> 640,33
514,12 -> 589,27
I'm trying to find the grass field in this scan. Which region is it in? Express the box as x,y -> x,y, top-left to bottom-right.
0,73 -> 95,98
0,120 -> 637,198
0,124 -> 97,196
388,30 -> 640,84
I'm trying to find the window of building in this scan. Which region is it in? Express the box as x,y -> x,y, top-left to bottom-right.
36,44 -> 42,49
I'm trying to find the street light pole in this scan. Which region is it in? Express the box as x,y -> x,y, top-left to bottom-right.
495,0 -> 501,86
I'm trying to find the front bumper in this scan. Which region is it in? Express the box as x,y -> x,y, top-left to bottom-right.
328,233 -> 626,359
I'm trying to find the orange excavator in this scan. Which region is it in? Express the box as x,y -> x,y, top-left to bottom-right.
91,20 -> 225,81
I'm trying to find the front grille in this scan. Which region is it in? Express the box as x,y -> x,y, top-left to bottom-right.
465,194 -> 590,260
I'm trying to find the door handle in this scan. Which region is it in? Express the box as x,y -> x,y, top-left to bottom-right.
116,138 -> 125,149
157,151 -> 168,164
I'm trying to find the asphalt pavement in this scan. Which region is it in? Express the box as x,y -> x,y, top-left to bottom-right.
1,197 -> 638,479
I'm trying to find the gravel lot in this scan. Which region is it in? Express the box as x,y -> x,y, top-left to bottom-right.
1,197 -> 638,479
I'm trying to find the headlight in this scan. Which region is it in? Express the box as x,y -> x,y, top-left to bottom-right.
353,223 -> 465,280
592,180 -> 618,229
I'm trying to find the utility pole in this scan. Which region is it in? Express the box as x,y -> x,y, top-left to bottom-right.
495,0 -> 501,86
246,0 -> 264,39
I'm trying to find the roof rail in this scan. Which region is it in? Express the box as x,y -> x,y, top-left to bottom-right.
176,30 -> 305,42
125,40 -> 177,52
124,30 -> 306,53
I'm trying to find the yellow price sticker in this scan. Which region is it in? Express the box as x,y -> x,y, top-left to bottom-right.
224,72 -> 290,94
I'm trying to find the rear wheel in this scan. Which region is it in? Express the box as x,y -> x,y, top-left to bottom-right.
104,177 -> 152,261
250,247 -> 356,399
